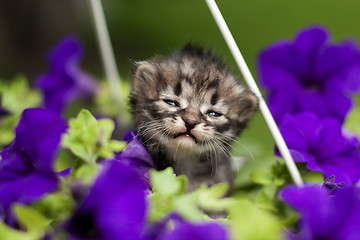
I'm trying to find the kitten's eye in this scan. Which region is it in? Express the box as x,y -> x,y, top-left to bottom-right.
163,99 -> 179,107
207,111 -> 222,117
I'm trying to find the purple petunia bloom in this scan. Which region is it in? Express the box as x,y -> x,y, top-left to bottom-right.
157,219 -> 229,240
280,184 -> 360,240
279,112 -> 360,185
36,36 -> 98,114
144,213 -> 229,240
258,26 -> 360,123
65,149 -> 228,240
0,108 -> 67,223
114,131 -> 153,187
65,160 -> 147,240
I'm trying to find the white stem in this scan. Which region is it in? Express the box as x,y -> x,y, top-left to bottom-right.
205,0 -> 303,186
89,0 -> 123,114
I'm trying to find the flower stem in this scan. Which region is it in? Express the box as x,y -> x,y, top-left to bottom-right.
205,0 -> 303,186
88,0 -> 124,121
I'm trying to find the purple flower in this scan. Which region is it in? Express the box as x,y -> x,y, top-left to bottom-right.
65,160 -> 147,240
114,131 -> 153,187
36,36 -> 98,114
0,108 -> 67,223
279,112 -> 360,185
280,184 -> 360,240
144,213 -> 229,240
157,220 -> 229,240
258,26 -> 360,123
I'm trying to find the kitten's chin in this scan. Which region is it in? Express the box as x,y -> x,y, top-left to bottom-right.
174,135 -> 197,149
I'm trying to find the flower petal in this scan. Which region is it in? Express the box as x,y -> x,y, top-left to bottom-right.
66,160 -> 147,240
293,26 -> 328,79
36,36 -> 99,114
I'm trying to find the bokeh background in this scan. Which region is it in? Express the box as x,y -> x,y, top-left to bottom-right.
1,0 -> 360,186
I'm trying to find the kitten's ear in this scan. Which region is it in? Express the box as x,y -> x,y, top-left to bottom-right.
238,90 -> 258,122
132,61 -> 158,92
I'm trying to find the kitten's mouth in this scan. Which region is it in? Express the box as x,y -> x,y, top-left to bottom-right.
174,131 -> 197,143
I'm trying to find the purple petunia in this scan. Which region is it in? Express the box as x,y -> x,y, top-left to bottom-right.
36,36 -> 98,114
0,108 -> 67,224
279,112 -> 360,185
280,184 -> 360,240
65,160 -> 147,240
258,26 -> 360,123
156,218 -> 229,240
144,213 -> 229,240
65,150 -> 228,240
114,131 -> 153,187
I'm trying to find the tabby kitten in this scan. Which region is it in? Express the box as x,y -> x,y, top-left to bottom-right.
130,44 -> 258,192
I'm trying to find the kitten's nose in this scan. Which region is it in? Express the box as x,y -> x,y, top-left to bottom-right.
183,118 -> 200,129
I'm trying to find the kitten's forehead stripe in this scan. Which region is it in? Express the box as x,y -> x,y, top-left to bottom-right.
210,92 -> 219,106
174,81 -> 182,96
206,78 -> 219,90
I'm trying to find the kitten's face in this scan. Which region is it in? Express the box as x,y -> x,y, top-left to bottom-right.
130,50 -> 258,155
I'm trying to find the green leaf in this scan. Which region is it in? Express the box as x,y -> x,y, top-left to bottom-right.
147,193 -> 174,222
94,80 -> 132,123
0,75 -> 41,114
32,185 -> 75,226
148,168 -> 235,223
250,169 -> 272,185
150,168 -> 187,196
148,168 -> 190,222
0,221 -> 32,240
62,109 -> 126,165
74,163 -> 100,185
303,171 -> 324,183
108,140 -> 127,152
254,190 -> 277,211
0,76 -> 41,146
197,183 -> 236,211
13,204 -> 49,237
345,95 -> 360,137
173,194 -> 205,221
0,115 -> 17,147
97,119 -> 114,142
229,199 -> 284,240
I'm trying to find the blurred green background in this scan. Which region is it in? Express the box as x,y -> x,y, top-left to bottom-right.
1,0 -> 360,185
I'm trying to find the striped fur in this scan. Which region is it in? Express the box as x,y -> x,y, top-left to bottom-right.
130,44 -> 258,192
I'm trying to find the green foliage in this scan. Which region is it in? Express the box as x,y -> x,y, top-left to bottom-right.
95,80 -> 132,123
0,76 -> 41,146
345,95 -> 360,137
228,199 -> 284,240
13,204 -> 50,235
151,167 -> 187,196
62,109 -> 126,164
0,79 -> 301,240
0,75 -> 41,114
196,183 -> 236,211
148,168 -> 235,223
33,180 -> 75,225
148,167 -> 285,240
247,161 -> 288,211
73,162 -> 101,185
0,115 -> 18,147
148,167 -> 192,222
0,221 -> 32,240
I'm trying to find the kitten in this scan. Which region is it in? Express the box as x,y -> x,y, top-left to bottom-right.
130,44 -> 258,192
